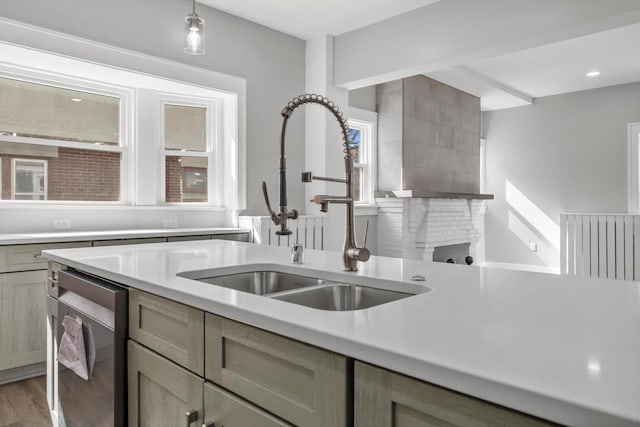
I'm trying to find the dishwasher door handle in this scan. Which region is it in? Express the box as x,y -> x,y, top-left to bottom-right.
58,270 -> 127,330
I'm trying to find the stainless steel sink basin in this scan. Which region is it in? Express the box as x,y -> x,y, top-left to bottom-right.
191,271 -> 327,295
271,284 -> 414,311
179,267 -> 429,310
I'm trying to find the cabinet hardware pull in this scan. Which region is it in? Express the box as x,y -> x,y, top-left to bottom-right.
185,410 -> 198,426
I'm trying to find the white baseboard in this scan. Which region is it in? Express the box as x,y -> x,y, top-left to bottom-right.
479,261 -> 560,275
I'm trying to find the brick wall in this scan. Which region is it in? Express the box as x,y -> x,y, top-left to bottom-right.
376,197 -> 486,261
165,156 -> 183,203
48,148 -> 120,201
165,156 -> 208,203
0,147 -> 120,201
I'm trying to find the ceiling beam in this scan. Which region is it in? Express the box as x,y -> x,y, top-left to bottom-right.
453,65 -> 534,105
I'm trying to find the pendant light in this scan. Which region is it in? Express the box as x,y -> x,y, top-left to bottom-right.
184,0 -> 205,55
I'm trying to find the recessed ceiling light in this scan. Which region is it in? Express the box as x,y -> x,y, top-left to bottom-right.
586,71 -> 601,77
71,98 -> 82,102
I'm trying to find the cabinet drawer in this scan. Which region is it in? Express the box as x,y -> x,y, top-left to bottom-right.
355,362 -> 557,427
204,382 -> 292,427
129,289 -> 204,375
205,313 -> 349,427
0,242 -> 90,273
93,237 -> 166,247
128,340 -> 204,427
212,233 -> 249,242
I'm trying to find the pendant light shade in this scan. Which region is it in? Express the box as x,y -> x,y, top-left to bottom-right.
184,0 -> 205,55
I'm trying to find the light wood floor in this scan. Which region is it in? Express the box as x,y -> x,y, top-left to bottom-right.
0,376 -> 51,427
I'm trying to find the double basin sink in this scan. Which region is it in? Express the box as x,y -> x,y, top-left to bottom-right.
178,270 -> 429,311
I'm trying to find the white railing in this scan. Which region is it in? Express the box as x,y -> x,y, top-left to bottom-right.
238,215 -> 324,250
560,213 -> 640,280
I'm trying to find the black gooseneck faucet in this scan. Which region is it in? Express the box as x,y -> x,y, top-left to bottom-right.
262,94 -> 370,271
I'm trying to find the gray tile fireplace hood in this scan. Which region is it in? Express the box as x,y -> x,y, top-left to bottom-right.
375,75 -> 493,201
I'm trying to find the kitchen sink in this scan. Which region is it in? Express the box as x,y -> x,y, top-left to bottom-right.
271,284 -> 413,311
186,271 -> 328,295
179,268 -> 429,310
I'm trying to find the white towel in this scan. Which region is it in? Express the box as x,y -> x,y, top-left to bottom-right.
58,315 -> 90,380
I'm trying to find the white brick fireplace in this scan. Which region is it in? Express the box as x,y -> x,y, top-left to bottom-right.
376,197 -> 487,263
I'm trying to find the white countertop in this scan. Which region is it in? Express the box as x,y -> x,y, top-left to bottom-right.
42,240 -> 640,426
0,227 -> 249,245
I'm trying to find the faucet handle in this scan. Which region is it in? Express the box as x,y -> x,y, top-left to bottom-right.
362,219 -> 369,248
347,247 -> 370,262
347,220 -> 371,262
262,181 -> 279,224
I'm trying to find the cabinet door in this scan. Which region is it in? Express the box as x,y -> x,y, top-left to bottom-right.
205,313 -> 348,427
204,382 -> 292,427
129,289 -> 204,375
0,270 -> 48,371
355,362 -> 557,427
128,340 -> 203,427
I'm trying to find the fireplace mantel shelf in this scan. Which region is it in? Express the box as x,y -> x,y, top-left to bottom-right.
375,190 -> 494,200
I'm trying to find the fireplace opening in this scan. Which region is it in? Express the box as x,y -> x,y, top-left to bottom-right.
433,243 -> 473,265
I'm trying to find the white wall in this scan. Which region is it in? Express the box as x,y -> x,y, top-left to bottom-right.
348,87 -> 376,111
0,0 -> 305,231
482,82 -> 640,270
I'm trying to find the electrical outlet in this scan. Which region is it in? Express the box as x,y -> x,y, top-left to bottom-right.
53,219 -> 72,230
529,242 -> 537,252
163,219 -> 178,228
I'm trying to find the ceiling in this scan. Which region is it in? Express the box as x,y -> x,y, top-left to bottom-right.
197,0 -> 640,111
426,23 -> 640,111
198,0 -> 440,40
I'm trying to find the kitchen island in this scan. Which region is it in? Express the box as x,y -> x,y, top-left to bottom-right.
43,239 -> 640,426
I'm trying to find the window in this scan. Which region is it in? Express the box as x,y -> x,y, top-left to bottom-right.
0,36 -> 245,212
12,159 -> 46,200
347,109 -> 377,206
161,99 -> 217,204
0,75 -> 128,202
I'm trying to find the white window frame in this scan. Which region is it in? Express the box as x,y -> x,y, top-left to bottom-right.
348,107 -> 378,208
158,94 -> 221,206
0,25 -> 247,216
0,68 -> 133,205
11,158 -> 47,200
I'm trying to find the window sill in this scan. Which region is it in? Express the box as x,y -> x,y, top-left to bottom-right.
0,202 -> 227,211
354,205 -> 378,216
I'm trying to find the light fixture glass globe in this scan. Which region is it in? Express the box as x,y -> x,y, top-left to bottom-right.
184,13 -> 205,55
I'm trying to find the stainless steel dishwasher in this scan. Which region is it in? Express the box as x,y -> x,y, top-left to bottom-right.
57,270 -> 127,427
